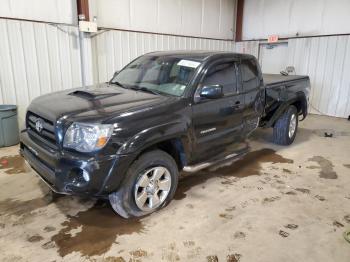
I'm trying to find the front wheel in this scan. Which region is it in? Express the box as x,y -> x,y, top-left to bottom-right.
109,150 -> 179,218
273,105 -> 298,145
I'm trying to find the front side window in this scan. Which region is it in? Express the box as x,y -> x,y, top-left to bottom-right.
201,62 -> 237,95
111,56 -> 200,96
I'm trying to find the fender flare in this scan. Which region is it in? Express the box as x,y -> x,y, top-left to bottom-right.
265,92 -> 307,128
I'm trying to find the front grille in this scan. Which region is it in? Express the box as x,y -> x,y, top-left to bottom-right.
26,112 -> 57,145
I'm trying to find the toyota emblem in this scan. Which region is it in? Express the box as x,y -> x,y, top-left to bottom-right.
35,119 -> 44,133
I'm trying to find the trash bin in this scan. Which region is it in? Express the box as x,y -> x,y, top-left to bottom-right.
0,105 -> 20,147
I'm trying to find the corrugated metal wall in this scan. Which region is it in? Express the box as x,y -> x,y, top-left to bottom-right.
90,0 -> 236,40
236,36 -> 350,118
288,36 -> 350,118
0,18 -> 82,126
92,29 -> 235,83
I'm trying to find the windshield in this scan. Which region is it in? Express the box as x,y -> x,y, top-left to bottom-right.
111,56 -> 201,96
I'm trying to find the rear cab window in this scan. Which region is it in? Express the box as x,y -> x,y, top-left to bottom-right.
240,58 -> 260,92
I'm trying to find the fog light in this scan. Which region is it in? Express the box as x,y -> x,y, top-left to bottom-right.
82,169 -> 90,182
68,168 -> 90,187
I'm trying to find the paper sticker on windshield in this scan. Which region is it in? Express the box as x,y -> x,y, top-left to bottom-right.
177,60 -> 200,68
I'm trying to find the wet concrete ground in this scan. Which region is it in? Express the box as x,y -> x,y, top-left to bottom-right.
0,114 -> 350,262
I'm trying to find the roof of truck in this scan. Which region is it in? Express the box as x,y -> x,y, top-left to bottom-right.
144,50 -> 255,62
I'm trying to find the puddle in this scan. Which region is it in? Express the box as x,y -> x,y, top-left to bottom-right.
0,155 -> 28,174
308,156 -> 337,179
51,200 -> 145,257
175,148 -> 293,200
0,197 -> 50,217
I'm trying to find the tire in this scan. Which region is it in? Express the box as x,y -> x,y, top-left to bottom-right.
273,105 -> 298,145
109,150 -> 179,218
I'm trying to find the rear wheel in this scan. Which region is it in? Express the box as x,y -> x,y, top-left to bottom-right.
273,105 -> 298,145
109,150 -> 179,218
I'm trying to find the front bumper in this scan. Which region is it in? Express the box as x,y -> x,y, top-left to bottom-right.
20,130 -> 126,197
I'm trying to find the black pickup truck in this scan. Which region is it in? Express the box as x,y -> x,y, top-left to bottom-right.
20,51 -> 310,218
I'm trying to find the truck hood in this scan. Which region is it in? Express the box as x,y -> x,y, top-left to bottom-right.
28,83 -> 179,122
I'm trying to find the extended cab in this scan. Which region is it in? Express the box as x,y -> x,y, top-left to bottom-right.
20,51 -> 310,218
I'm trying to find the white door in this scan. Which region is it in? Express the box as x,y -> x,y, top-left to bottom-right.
259,43 -> 288,74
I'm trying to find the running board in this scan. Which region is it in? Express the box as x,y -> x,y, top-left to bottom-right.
183,151 -> 246,173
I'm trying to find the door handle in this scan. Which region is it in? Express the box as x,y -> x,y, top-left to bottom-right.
232,101 -> 241,108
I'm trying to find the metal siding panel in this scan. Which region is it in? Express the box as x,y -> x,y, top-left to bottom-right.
20,22 -> 41,101
0,18 -> 82,123
327,36 -> 348,116
307,38 -> 320,114
318,37 -> 337,114
335,36 -> 350,118
68,27 -> 82,88
46,25 -> 63,92
7,20 -> 30,120
0,20 -> 17,105
312,38 -> 328,113
57,25 -> 73,91
105,31 -> 115,78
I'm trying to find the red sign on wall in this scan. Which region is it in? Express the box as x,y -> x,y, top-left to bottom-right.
268,35 -> 279,43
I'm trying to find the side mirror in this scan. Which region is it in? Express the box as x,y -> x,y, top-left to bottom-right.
112,71 -> 120,79
200,85 -> 223,99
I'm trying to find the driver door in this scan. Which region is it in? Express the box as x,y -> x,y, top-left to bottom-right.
191,60 -> 244,163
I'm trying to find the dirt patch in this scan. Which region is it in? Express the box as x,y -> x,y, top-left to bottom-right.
308,156 -> 337,179
219,213 -> 233,219
27,234 -> 44,243
0,155 -> 28,174
183,240 -> 195,247
105,257 -> 126,262
333,221 -> 344,228
175,149 -> 293,200
227,254 -> 241,262
312,129 -> 350,137
344,215 -> 350,223
262,196 -> 281,203
129,249 -> 147,258
42,241 -> 56,250
234,231 -> 246,239
207,255 -> 219,262
285,191 -> 297,195
315,195 -> 326,201
51,200 -> 145,257
344,164 -> 350,169
279,230 -> 289,237
44,226 -> 56,232
282,168 -> 292,174
225,206 -> 236,212
284,224 -> 298,230
295,188 -> 310,194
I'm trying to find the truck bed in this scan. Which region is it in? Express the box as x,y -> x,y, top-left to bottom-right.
263,74 -> 309,87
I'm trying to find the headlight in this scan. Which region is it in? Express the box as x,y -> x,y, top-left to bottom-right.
63,123 -> 113,152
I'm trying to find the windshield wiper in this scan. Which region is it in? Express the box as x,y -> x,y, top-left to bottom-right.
110,81 -> 128,89
129,86 -> 163,95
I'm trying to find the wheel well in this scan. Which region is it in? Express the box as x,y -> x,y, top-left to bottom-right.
291,96 -> 307,117
138,138 -> 186,170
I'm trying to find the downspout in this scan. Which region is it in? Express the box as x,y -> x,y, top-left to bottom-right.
76,0 -> 90,88
235,0 -> 244,42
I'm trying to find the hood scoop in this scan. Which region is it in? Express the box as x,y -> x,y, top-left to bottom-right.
69,90 -> 121,100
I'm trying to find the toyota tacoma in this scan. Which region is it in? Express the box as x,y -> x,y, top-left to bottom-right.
20,51 -> 310,218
